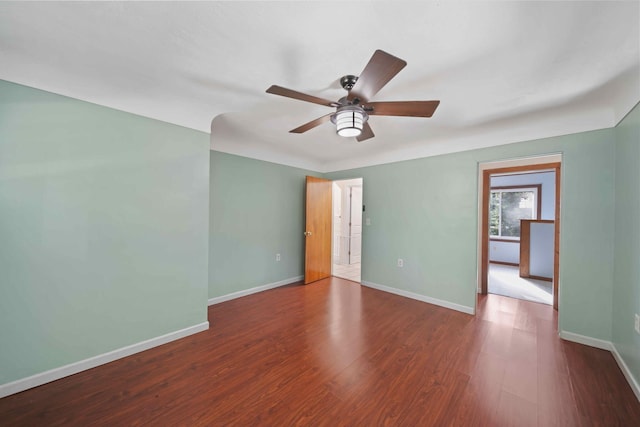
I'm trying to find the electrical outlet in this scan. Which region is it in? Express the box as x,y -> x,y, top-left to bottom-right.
397,258 -> 404,268
635,314 -> 640,334
366,217 -> 371,226
276,253 -> 281,262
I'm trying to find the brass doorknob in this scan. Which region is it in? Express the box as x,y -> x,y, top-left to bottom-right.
304,231 -> 312,236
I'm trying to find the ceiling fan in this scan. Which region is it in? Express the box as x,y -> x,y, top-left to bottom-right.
266,49 -> 440,142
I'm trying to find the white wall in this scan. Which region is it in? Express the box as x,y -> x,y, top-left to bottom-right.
490,241 -> 520,264
530,222 -> 554,278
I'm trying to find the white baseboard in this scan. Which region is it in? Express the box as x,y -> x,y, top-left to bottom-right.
611,344 -> 640,402
208,275 -> 303,306
559,330 -> 613,351
560,330 -> 640,402
361,280 -> 475,315
0,321 -> 209,399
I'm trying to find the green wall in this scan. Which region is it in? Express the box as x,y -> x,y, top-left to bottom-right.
3,77 -> 636,396
210,127 -> 618,342
209,151 -> 318,299
328,153 -> 479,310
613,103 -> 640,385
210,105 -> 634,383
327,128 -> 616,339
0,81 -> 210,385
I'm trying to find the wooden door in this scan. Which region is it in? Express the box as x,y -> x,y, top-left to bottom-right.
304,176 -> 332,284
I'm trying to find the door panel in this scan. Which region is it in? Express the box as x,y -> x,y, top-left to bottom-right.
305,176 -> 332,284
349,186 -> 362,264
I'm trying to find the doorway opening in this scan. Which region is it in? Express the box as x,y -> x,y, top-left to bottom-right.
331,178 -> 363,283
478,155 -> 561,311
488,171 -> 555,305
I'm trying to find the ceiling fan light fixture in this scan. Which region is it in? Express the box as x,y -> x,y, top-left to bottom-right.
266,50 -> 439,142
334,106 -> 367,138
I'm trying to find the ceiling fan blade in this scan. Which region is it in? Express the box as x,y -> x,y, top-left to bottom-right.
266,85 -> 339,108
366,100 -> 440,117
290,113 -> 333,134
349,50 -> 407,102
356,122 -> 375,142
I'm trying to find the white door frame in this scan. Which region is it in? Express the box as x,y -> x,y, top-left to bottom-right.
331,178 -> 364,280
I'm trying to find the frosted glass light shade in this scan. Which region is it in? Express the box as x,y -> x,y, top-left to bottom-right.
336,109 -> 364,137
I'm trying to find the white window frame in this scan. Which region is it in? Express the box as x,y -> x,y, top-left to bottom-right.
489,186 -> 539,241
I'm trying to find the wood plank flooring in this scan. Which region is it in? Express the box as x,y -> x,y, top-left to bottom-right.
1,277 -> 639,426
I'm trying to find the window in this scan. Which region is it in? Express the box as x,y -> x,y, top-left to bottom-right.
489,186 -> 540,239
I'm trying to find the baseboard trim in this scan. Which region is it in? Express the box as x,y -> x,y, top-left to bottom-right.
208,275 -> 303,306
0,321 -> 209,399
611,344 -> 640,402
524,274 -> 553,282
361,281 -> 475,315
489,261 -> 520,267
559,330 -> 613,351
560,330 -> 640,402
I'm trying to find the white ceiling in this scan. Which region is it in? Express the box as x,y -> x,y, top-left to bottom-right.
1,1 -> 638,172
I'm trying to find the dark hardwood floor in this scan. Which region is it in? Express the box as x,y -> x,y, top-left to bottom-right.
1,277 -> 639,426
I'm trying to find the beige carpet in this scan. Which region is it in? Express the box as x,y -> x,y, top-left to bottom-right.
488,263 -> 552,305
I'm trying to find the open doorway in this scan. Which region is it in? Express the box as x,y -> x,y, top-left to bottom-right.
478,156 -> 561,310
488,171 -> 555,305
332,178 -> 363,283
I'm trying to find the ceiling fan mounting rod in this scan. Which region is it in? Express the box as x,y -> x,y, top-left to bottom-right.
340,75 -> 358,91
